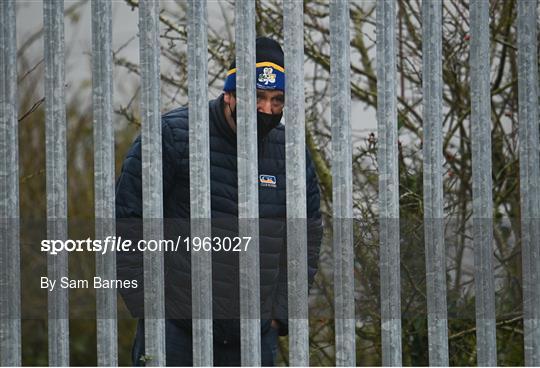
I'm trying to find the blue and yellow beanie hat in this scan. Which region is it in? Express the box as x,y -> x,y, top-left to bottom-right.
223,37 -> 285,92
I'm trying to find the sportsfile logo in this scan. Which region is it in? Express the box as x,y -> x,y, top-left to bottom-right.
259,174 -> 277,188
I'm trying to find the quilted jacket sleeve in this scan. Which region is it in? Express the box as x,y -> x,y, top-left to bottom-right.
115,121 -> 182,317
273,149 -> 324,336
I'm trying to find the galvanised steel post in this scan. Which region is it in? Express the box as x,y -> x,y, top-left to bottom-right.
517,0 -> 540,365
43,0 -> 70,365
187,0 -> 213,366
0,0 -> 21,365
470,0 -> 497,365
91,0 -> 117,365
139,0 -> 166,365
235,0 -> 261,366
376,1 -> 402,365
283,0 -> 309,365
330,0 -> 355,366
421,1 -> 449,366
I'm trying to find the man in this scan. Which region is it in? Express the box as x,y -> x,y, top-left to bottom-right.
115,37 -> 323,366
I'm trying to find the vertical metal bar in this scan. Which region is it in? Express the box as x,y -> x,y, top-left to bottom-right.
376,1 -> 401,365
91,0 -> 117,365
330,0 -> 355,366
283,1 -> 309,365
187,0 -> 213,366
139,0 -> 166,366
235,0 -> 261,366
517,0 -> 540,365
469,0 -> 497,365
421,1 -> 449,366
0,0 -> 21,365
43,0 -> 70,365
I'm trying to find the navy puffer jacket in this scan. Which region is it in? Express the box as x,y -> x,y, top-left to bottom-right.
115,94 -> 323,344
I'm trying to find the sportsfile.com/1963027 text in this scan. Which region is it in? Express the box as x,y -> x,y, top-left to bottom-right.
40,236 -> 252,255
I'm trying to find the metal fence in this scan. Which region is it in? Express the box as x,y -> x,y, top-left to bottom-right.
1,0 -> 539,366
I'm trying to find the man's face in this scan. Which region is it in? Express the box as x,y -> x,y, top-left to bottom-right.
224,89 -> 285,115
255,89 -> 285,115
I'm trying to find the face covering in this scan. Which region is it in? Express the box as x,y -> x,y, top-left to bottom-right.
256,111 -> 282,138
228,102 -> 282,139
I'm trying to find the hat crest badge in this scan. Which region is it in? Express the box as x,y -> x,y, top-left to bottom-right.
258,67 -> 276,85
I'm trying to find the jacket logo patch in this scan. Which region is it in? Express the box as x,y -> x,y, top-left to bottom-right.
259,174 -> 277,188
